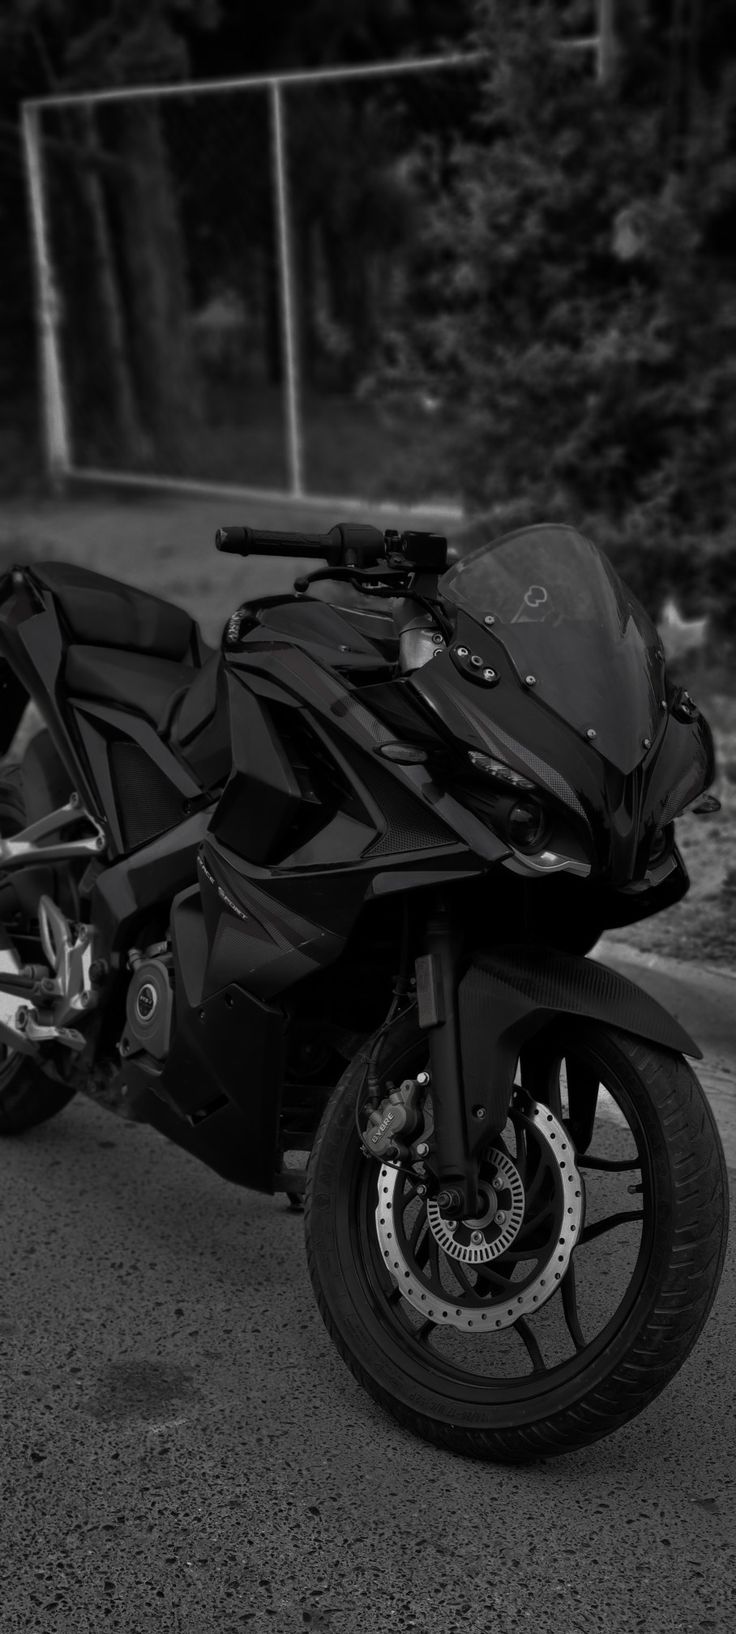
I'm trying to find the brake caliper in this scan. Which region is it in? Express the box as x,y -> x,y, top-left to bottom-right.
362,1076 -> 425,1161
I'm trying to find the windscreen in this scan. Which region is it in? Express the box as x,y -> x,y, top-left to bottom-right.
440,524 -> 664,774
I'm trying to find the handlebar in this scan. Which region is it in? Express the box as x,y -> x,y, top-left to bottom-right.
215,522 -> 448,573
216,525 -> 346,562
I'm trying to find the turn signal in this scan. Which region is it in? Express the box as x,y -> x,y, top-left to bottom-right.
468,750 -> 536,791
377,742 -> 428,764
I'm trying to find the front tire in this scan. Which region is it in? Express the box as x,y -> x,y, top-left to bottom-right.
304,1010 -> 729,1461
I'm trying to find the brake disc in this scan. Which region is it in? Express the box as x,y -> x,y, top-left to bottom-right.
375,1093 -> 583,1332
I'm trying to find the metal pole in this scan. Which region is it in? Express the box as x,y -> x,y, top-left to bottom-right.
597,0 -> 616,83
67,463 -> 464,518
24,52 -> 486,111
271,79 -> 304,498
21,103 -> 72,481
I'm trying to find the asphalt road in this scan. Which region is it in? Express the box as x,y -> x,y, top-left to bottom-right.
1,1029 -> 735,1634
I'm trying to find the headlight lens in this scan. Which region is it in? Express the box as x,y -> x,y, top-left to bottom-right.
467,750 -> 536,791
648,824 -> 674,866
506,799 -> 550,853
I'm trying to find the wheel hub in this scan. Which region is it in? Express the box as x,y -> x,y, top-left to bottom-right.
425,1152 -> 525,1264
375,1092 -> 583,1332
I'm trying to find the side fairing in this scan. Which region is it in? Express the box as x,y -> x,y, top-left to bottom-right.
214,642 -> 505,873
185,638 -> 494,1008
196,841 -> 359,1001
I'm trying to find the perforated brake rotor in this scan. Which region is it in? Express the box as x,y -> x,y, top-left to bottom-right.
374,1094 -> 584,1332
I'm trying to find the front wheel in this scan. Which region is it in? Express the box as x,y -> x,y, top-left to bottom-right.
304,1011 -> 729,1461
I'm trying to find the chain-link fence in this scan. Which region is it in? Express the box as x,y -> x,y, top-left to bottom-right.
22,46 -> 599,511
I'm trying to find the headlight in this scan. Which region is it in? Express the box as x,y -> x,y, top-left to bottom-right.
647,824 -> 674,866
506,798 -> 551,854
466,752 -> 550,853
467,750 -> 536,791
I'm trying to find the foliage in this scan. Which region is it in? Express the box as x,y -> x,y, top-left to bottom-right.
185,0 -> 473,76
393,0 -> 736,615
0,1 -> 218,94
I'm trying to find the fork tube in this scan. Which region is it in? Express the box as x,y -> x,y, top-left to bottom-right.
421,898 -> 480,1218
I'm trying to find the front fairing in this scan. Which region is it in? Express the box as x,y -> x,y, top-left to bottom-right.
402,525 -> 716,888
440,525 -> 665,777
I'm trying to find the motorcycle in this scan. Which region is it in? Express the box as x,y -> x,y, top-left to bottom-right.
0,518 -> 728,1462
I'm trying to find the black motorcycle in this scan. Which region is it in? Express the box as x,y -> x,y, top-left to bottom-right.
0,519 -> 728,1461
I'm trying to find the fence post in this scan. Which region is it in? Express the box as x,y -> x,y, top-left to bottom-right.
596,0 -> 617,83
270,79 -> 303,498
21,103 -> 72,484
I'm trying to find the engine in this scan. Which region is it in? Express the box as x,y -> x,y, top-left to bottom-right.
120,942 -> 174,1061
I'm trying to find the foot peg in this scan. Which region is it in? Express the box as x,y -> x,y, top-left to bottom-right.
0,898 -> 97,1053
13,1005 -> 85,1052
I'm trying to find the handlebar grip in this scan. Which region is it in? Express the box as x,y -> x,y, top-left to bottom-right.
215,526 -> 342,561
215,527 -> 248,554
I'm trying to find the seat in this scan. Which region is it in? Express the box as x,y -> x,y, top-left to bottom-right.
65,645 -> 190,732
32,561 -> 196,660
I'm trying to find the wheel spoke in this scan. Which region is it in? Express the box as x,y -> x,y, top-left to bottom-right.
520,1155 -> 554,1215
457,1260 -> 514,1296
514,1316 -> 546,1374
426,1232 -> 443,1287
414,1317 -> 437,1345
565,1059 -> 601,1154
493,1244 -> 544,1267
511,1118 -> 529,1184
388,1283 -> 438,1346
579,1209 -> 643,1244
408,1206 -> 430,1259
546,1070 -> 563,1120
520,1043 -> 562,1117
561,1260 -> 586,1351
518,1200 -> 555,1242
452,1259 -> 475,1296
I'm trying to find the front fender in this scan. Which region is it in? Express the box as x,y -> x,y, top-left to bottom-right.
458,943 -> 702,1142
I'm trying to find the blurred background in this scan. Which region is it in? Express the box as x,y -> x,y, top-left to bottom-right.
0,0 -> 734,957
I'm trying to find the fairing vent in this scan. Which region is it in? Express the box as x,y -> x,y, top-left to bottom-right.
267,707 -> 455,864
110,741 -> 184,850
360,758 -> 455,857
273,704 -> 366,857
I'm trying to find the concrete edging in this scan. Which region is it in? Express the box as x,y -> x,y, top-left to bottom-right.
596,937 -> 736,984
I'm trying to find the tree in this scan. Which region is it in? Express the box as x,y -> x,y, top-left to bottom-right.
393,0 -> 736,551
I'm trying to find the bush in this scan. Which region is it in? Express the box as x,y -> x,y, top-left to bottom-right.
394,0 -> 736,585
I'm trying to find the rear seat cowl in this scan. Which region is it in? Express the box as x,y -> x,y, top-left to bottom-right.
64,645 -> 191,733
30,561 -> 196,661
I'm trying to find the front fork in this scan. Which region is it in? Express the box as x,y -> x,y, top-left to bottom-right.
416,901 -> 518,1219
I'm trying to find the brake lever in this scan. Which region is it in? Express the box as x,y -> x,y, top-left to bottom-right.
294,566 -> 411,595
293,567 -> 354,592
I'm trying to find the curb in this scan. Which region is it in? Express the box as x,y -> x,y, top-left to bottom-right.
595,937 -> 736,985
